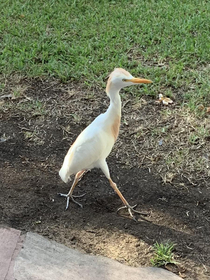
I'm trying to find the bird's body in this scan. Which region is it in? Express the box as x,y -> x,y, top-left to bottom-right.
59,97 -> 120,182
59,68 -> 152,219
59,113 -> 116,181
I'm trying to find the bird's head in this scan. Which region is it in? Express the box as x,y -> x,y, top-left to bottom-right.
106,68 -> 152,95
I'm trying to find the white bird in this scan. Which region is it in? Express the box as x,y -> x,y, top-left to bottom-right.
59,68 -> 152,220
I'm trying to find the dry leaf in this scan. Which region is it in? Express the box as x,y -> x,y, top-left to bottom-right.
163,172 -> 175,183
206,107 -> 210,114
197,104 -> 205,111
156,94 -> 173,105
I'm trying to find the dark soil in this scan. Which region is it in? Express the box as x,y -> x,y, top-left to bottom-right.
0,77 -> 210,280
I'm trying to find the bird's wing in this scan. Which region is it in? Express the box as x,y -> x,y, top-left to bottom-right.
60,113 -> 114,179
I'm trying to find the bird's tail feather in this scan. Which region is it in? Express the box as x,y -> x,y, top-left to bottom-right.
59,165 -> 70,183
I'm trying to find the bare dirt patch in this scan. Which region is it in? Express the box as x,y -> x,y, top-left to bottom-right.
0,76 -> 210,279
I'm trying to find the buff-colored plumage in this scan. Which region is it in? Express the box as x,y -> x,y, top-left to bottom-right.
59,68 -> 152,220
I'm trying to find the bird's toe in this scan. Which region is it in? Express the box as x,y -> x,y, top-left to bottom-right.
117,204 -> 149,221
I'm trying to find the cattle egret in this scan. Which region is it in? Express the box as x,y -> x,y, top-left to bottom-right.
59,68 -> 152,220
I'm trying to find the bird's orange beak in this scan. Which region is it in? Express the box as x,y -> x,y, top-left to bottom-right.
124,78 -> 152,84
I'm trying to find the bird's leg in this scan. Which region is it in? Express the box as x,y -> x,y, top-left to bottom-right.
58,170 -> 86,209
100,160 -> 147,220
109,179 -> 147,221
71,170 -> 88,198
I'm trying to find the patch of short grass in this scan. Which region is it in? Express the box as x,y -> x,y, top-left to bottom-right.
151,241 -> 177,267
1,0 -> 210,111
24,130 -> 44,145
1,96 -> 46,117
12,84 -> 28,99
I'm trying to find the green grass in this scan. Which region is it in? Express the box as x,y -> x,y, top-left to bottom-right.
1,0 -> 210,108
151,241 -> 177,267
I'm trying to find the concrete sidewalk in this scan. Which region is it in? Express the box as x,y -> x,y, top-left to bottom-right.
0,227 -> 182,280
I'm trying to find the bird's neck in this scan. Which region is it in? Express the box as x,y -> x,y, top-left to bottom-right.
104,89 -> 121,142
107,89 -> 121,118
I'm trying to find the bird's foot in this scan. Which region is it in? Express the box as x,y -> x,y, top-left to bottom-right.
58,193 -> 85,209
117,204 -> 148,221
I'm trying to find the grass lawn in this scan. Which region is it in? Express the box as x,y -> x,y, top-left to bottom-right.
1,0 -> 210,109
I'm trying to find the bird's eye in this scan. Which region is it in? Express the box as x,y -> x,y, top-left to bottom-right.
122,79 -> 127,82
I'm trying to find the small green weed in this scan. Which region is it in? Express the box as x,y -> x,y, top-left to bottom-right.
151,241 -> 177,267
189,127 -> 210,145
12,85 -> 28,99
